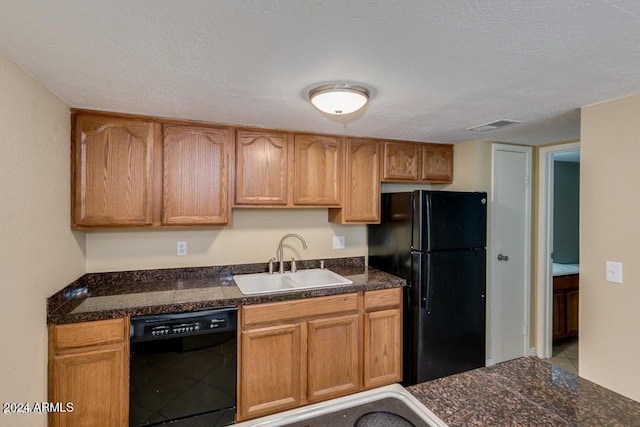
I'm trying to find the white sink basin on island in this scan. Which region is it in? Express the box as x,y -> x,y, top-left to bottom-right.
233,268 -> 353,295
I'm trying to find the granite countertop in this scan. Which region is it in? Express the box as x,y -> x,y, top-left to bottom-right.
47,257 -> 405,324
409,357 -> 640,426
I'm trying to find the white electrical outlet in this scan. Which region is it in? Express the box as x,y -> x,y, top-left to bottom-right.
605,261 -> 622,284
332,236 -> 346,250
177,241 -> 187,256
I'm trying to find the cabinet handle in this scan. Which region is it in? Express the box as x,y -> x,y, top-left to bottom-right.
497,253 -> 509,261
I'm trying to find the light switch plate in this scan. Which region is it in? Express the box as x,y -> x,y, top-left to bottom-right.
332,236 -> 346,250
605,261 -> 622,284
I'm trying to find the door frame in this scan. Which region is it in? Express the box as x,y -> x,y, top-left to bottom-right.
489,143 -> 532,365
536,141 -> 580,359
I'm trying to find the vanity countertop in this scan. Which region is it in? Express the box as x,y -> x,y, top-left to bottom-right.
47,257 -> 405,324
408,357 -> 640,426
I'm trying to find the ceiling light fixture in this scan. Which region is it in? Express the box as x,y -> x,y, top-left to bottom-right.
308,84 -> 370,115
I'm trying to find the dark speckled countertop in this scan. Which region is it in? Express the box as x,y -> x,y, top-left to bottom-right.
409,357 -> 640,426
47,257 -> 405,324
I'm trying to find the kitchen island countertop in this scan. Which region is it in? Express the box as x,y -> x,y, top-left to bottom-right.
408,357 -> 640,426
47,257 -> 405,324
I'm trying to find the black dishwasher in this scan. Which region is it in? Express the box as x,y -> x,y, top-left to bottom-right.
130,307 -> 237,427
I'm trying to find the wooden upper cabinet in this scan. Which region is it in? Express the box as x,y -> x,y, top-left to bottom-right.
72,114 -> 155,227
235,130 -> 289,205
381,140 -> 454,184
421,144 -> 454,183
382,141 -> 420,181
163,125 -> 232,225
293,134 -> 341,206
329,138 -> 380,224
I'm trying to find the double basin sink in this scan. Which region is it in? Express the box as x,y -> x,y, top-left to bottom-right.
233,268 -> 353,295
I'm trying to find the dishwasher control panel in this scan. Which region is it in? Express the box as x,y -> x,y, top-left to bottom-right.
130,306 -> 236,342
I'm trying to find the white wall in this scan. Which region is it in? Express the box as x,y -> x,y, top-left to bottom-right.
0,54 -> 86,426
581,93 -> 640,401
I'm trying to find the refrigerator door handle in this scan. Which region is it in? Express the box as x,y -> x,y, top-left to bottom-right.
413,252 -> 430,312
424,254 -> 432,313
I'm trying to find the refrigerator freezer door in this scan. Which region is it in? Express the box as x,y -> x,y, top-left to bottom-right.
415,249 -> 486,383
413,191 -> 487,252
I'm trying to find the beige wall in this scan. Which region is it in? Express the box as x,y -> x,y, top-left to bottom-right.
86,209 -> 366,272
443,139 -> 492,193
0,55 -> 86,425
581,94 -> 640,401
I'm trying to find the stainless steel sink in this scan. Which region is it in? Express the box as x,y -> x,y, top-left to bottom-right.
233,268 -> 353,295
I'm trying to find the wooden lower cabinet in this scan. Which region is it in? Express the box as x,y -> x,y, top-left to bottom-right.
237,289 -> 402,421
553,292 -> 567,340
552,274 -> 579,340
307,314 -> 360,402
48,318 -> 129,427
363,308 -> 402,388
566,290 -> 580,336
238,323 -> 304,420
363,288 -> 403,389
47,289 -> 403,425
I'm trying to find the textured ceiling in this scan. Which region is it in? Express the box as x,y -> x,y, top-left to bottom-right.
1,1 -> 640,145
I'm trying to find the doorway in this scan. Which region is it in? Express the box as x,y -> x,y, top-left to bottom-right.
536,142 -> 580,375
490,143 -> 532,365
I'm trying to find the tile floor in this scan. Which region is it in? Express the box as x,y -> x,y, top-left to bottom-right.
545,337 -> 579,375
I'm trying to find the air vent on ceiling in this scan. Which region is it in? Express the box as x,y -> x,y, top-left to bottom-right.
466,119 -> 521,132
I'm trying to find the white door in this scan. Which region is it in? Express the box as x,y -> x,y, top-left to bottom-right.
490,143 -> 531,364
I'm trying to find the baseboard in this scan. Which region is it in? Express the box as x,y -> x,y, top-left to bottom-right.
485,358 -> 495,367
529,347 -> 537,356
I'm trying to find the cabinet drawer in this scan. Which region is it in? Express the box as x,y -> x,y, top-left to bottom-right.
364,288 -> 402,312
553,274 -> 579,291
242,294 -> 358,327
50,318 -> 127,352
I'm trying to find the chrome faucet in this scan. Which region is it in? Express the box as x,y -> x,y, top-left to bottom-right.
278,233 -> 308,274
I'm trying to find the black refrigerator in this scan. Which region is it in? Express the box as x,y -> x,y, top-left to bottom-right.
368,190 -> 487,385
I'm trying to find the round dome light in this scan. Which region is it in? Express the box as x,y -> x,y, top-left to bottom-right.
308,84 -> 370,115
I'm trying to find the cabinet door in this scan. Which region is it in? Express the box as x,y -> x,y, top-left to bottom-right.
73,114 -> 154,227
566,290 -> 579,336
382,141 -> 420,181
421,144 -> 453,182
49,344 -> 128,427
238,323 -> 304,421
553,292 -> 567,340
163,125 -> 231,225
307,314 -> 360,402
49,318 -> 128,427
235,130 -> 289,205
331,138 -> 380,223
293,134 -> 341,205
364,308 -> 402,388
